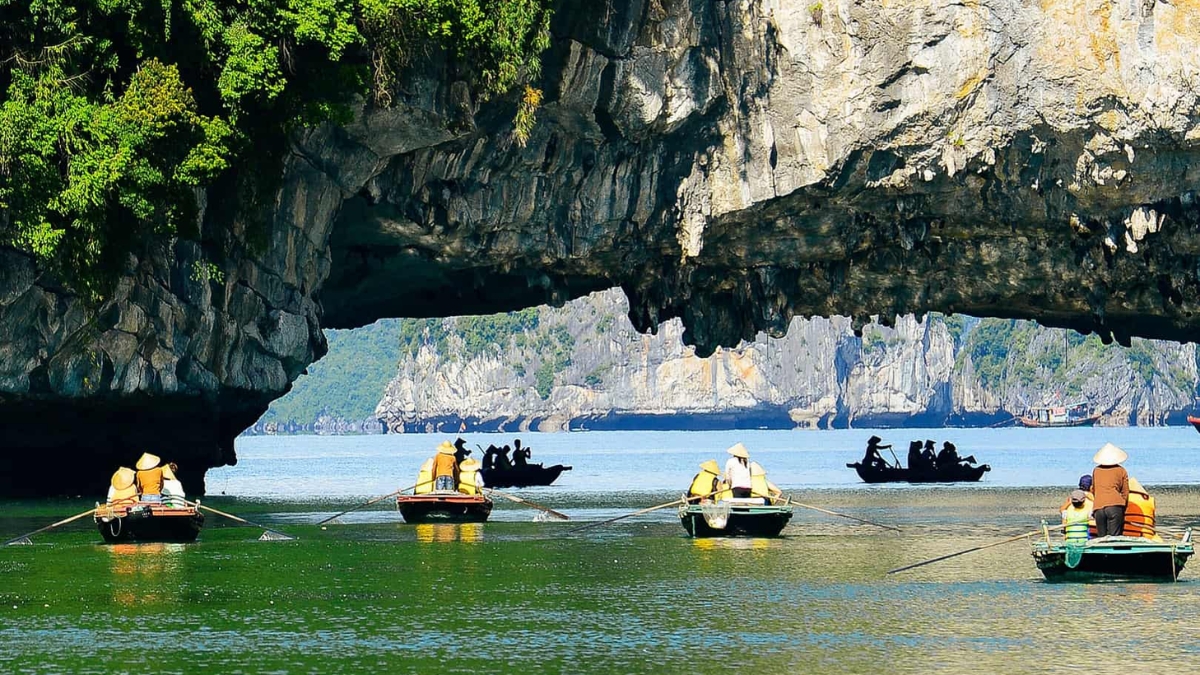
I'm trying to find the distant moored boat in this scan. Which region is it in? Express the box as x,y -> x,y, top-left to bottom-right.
1187,415 -> 1200,434
1018,402 -> 1100,428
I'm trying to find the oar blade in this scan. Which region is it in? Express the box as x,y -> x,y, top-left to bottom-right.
5,536 -> 33,546
259,530 -> 295,542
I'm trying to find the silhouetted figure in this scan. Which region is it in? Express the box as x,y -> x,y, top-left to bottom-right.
922,440 -> 938,468
453,437 -> 471,464
483,445 -> 500,471
937,441 -> 976,467
862,436 -> 892,468
907,441 -> 927,471
513,439 -> 531,467
498,445 -> 514,470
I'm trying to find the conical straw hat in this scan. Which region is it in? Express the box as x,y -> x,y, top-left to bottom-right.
1092,443 -> 1128,466
699,460 -> 720,474
111,467 -> 135,490
135,453 -> 161,471
460,458 -> 481,470
749,461 -> 766,476
437,442 -> 456,455
726,443 -> 749,459
1127,476 -> 1148,496
161,464 -> 177,481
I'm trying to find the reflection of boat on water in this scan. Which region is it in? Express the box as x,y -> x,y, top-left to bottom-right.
846,462 -> 990,483
1032,530 -> 1194,581
395,492 -> 493,523
480,463 -> 571,488
1019,402 -> 1100,428
95,503 -> 204,544
678,499 -> 793,538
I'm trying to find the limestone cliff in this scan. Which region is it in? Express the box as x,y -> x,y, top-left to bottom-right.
5,0 -> 1200,494
375,289 -> 1198,431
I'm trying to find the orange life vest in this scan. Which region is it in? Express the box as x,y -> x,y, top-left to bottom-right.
1123,492 -> 1157,538
136,467 -> 164,496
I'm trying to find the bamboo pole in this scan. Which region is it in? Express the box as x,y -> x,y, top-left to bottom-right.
888,524 -> 1066,574
3,507 -> 97,546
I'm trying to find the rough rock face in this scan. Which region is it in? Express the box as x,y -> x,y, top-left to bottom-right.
375,289 -> 1199,431
4,0 -> 1200,494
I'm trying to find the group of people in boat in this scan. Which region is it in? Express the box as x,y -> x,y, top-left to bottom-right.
687,443 -> 783,503
415,440 -> 485,495
1059,442 -> 1158,542
859,436 -> 978,471
105,453 -> 187,507
481,438 -> 534,472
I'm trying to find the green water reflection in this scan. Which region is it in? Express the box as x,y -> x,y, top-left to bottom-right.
2,490 -> 1199,674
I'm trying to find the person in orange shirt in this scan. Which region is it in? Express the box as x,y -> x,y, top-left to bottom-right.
135,453 -> 164,503
431,442 -> 459,492
1091,443 -> 1129,538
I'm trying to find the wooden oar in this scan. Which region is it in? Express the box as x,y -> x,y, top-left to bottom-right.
485,489 -> 569,521
315,481 -> 428,526
887,524 -> 1066,574
783,499 -> 902,532
3,506 -> 97,546
567,486 -> 729,534
188,501 -> 295,541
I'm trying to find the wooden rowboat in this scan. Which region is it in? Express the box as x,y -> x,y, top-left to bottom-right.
1031,530 -> 1193,581
847,461 -> 990,483
678,499 -> 793,538
396,492 -> 493,523
480,463 -> 571,488
94,502 -> 204,544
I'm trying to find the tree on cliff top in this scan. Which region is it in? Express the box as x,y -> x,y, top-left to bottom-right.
0,0 -> 551,299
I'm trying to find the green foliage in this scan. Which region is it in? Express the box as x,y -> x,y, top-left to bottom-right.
0,0 -> 552,298
861,327 -> 887,354
584,364 -> 609,388
961,318 -> 1020,388
397,318 -> 449,357
457,308 -> 539,359
1127,340 -> 1158,384
263,319 -> 403,423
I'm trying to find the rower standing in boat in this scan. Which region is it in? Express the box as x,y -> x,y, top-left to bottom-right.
432,442 -> 459,492
724,443 -> 753,498
513,439 -> 531,467
1091,443 -> 1129,538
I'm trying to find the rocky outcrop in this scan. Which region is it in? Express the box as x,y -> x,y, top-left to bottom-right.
375,289 -> 1199,431
5,0 -> 1200,494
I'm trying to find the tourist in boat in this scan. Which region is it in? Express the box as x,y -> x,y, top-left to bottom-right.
749,462 -> 782,503
106,467 -> 139,506
1123,477 -> 1159,540
497,445 -> 514,470
453,438 -> 471,465
688,460 -> 722,501
415,457 -> 435,494
724,443 -> 753,498
861,436 -> 891,468
513,439 -> 531,467
161,463 -> 186,507
922,440 -> 938,468
432,441 -> 459,492
135,453 -> 165,503
1091,443 -> 1129,538
936,442 -> 976,467
1059,475 -> 1094,511
1061,490 -> 1091,543
907,441 -> 928,471
458,458 -> 484,495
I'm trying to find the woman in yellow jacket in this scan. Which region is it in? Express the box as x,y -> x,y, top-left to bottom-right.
1123,477 -> 1160,540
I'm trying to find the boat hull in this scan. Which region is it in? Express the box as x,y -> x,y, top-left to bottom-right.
480,464 -> 571,488
396,493 -> 493,523
1017,415 -> 1100,428
847,462 -> 990,483
95,504 -> 204,544
1188,415 -> 1200,434
1032,537 -> 1193,581
678,503 -> 792,538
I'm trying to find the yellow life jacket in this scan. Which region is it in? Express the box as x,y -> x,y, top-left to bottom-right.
1061,505 -> 1091,543
458,461 -> 480,495
415,459 -> 434,495
749,462 -> 771,500
688,471 -> 719,499
713,481 -> 733,502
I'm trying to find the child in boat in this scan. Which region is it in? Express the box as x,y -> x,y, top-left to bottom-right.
162,463 -> 186,507
1061,490 -> 1091,543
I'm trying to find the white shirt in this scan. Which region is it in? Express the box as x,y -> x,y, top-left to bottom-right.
725,457 -> 752,489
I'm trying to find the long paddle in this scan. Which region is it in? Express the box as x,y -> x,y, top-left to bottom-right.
566,486 -> 729,534
783,499 -> 902,532
3,506 -> 97,546
485,488 -> 569,521
187,501 -> 295,541
887,523 -> 1065,574
315,480 -> 429,526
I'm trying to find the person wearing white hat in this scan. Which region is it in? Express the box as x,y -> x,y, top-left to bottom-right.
1090,443 -> 1129,538
724,443 -> 753,498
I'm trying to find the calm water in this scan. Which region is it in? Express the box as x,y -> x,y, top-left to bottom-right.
3,428 -> 1200,674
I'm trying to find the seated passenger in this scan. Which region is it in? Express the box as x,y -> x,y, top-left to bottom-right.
749,461 -> 773,503
415,458 -> 435,495
432,442 -> 458,492
724,443 -> 753,498
688,460 -> 722,501
1123,477 -> 1160,540
1061,490 -> 1091,543
907,441 -> 927,471
161,463 -> 186,507
458,458 -> 485,495
135,453 -> 164,503
107,467 -> 139,506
